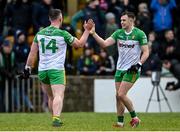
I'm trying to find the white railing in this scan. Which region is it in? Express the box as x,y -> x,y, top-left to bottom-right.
4,75 -> 45,112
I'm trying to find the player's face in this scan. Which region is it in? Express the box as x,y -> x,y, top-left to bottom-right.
3,46 -> 12,54
18,34 -> 26,43
121,15 -> 132,29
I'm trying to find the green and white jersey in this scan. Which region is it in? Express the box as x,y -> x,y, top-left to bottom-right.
33,26 -> 75,71
111,27 -> 147,70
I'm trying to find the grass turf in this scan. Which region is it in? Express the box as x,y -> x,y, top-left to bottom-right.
0,112 -> 179,131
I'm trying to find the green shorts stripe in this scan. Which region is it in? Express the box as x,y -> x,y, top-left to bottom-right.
115,70 -> 140,83
38,69 -> 66,85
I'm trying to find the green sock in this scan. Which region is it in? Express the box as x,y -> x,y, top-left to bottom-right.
130,111 -> 137,118
117,116 -> 124,123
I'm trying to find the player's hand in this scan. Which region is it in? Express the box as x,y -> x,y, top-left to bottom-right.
90,24 -> 95,35
83,19 -> 94,31
19,66 -> 31,79
127,63 -> 142,73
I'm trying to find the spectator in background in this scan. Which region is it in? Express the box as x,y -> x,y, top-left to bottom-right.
0,36 -> 3,51
120,0 -> 136,13
141,32 -> 161,76
0,0 -> 6,36
105,12 -> 118,62
107,0 -> 123,26
32,0 -> 52,33
107,0 -> 135,27
99,0 -> 109,12
4,0 -> 32,35
136,2 -> 152,35
77,47 -> 97,75
0,40 -> 16,112
174,2 -> 180,41
161,30 -> 179,60
150,0 -> 176,41
105,12 -> 119,39
62,18 -> 76,75
159,30 -> 180,90
52,0 -> 64,10
147,32 -> 159,49
141,44 -> 153,76
13,30 -> 34,111
71,0 -> 105,53
13,30 -> 30,74
96,49 -> 115,75
0,37 -> 4,112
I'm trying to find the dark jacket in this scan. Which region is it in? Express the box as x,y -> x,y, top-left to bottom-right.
13,41 -> 30,73
4,1 -> 32,33
32,1 -> 52,33
77,56 -> 97,75
0,51 -> 16,82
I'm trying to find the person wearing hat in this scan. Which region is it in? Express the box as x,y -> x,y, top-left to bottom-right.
13,30 -> 34,111
14,30 -> 30,74
104,12 -> 119,62
0,39 -> 16,112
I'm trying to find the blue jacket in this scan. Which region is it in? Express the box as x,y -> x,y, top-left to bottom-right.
151,0 -> 176,31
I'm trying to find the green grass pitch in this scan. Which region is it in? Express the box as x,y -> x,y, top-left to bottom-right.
0,112 -> 179,131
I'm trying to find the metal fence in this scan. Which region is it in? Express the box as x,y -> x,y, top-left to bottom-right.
3,75 -> 46,113
1,75 -> 97,112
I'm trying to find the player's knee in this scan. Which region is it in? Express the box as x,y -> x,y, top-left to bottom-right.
116,94 -> 120,100
118,93 -> 125,100
54,95 -> 63,102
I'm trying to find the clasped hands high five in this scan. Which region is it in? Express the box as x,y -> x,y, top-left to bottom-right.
83,19 -> 95,34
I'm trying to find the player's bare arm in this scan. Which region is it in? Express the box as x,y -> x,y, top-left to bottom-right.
140,45 -> 149,64
26,42 -> 39,68
90,24 -> 115,48
72,19 -> 94,48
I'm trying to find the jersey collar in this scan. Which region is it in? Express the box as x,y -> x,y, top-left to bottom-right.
125,26 -> 134,35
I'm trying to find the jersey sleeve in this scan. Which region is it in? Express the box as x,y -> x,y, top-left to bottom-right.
139,31 -> 148,46
63,31 -> 75,46
33,34 -> 38,43
110,30 -> 119,42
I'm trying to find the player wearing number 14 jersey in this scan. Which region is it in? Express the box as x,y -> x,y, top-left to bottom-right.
22,9 -> 94,127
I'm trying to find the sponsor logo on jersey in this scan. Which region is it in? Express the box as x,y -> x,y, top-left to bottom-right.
118,42 -> 135,48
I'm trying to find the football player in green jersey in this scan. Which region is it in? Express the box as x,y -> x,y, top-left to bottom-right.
21,9 -> 94,127
90,11 -> 149,128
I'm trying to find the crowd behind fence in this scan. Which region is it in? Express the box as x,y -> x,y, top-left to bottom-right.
1,75 -> 95,113
2,75 -> 44,113
1,0 -> 180,112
